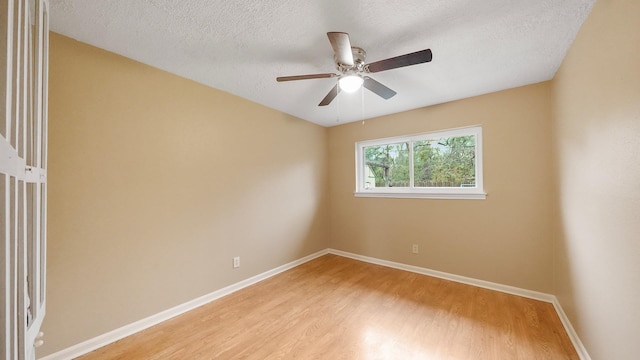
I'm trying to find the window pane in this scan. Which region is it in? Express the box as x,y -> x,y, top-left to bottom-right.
413,135 -> 476,188
363,142 -> 409,188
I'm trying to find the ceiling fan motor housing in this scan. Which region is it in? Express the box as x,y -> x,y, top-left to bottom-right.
336,47 -> 367,74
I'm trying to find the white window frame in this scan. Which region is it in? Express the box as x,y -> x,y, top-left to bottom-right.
355,126 -> 486,199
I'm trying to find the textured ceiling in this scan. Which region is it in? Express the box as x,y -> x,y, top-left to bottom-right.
50,0 -> 595,127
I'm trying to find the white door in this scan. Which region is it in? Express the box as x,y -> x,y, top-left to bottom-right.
1,0 -> 48,359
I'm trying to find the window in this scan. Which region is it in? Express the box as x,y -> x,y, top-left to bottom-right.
355,126 -> 485,199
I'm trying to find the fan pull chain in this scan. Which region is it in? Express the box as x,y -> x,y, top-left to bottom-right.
336,84 -> 341,123
361,84 -> 366,125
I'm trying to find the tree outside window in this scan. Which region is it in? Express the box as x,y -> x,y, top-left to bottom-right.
356,126 -> 484,199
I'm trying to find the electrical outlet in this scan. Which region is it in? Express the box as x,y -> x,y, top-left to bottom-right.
233,257 -> 240,268
412,244 -> 419,254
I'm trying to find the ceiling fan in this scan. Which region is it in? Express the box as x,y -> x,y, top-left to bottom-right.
276,32 -> 433,106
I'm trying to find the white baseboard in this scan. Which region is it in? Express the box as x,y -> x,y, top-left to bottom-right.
40,248 -> 590,360
551,297 -> 592,360
327,248 -> 591,360
39,249 -> 329,360
327,249 -> 555,302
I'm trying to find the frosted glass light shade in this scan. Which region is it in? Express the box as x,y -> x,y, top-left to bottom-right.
338,75 -> 364,93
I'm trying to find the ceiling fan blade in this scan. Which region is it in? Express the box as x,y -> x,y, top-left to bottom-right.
327,32 -> 354,67
277,73 -> 337,82
363,77 -> 397,99
318,85 -> 339,106
366,49 -> 433,73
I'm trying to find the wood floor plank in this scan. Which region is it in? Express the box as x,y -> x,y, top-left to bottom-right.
78,254 -> 579,359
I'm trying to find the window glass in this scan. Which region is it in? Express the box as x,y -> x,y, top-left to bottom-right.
363,142 -> 409,188
355,126 -> 484,199
413,135 -> 475,188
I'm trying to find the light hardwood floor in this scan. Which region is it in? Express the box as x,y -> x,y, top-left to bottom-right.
79,254 -> 578,359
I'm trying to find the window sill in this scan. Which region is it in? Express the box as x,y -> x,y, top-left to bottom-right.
354,191 -> 487,200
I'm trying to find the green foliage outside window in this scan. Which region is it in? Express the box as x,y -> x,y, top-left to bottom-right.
364,135 -> 475,188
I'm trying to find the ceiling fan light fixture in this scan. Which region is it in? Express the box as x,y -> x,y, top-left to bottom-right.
338,74 -> 363,93
276,32 -> 433,106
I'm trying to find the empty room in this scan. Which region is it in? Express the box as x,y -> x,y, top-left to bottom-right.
1,0 -> 638,359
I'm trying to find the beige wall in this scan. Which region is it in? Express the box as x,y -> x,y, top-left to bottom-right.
328,82 -> 555,293
39,33 -> 329,356
551,0 -> 640,359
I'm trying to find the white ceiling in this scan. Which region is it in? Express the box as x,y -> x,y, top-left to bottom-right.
49,0 -> 595,127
